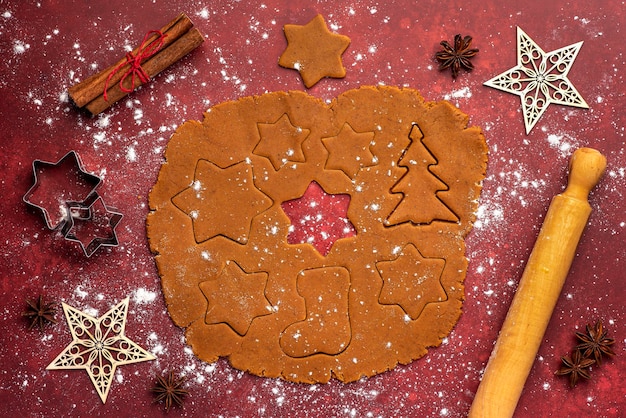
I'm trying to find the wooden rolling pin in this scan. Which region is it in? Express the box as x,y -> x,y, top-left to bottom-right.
468,147 -> 606,418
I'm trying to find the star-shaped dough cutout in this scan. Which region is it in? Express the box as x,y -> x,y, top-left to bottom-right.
199,261 -> 272,336
484,27 -> 588,134
64,195 -> 123,257
376,244 -> 447,320
23,150 -> 102,230
254,114 -> 310,170
322,123 -> 376,179
172,160 -> 273,244
279,14 -> 351,88
47,298 -> 155,404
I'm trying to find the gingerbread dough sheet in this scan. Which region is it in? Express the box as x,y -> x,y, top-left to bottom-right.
147,86 -> 488,383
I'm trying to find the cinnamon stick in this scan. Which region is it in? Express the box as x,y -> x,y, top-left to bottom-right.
68,13 -> 204,115
84,28 -> 204,115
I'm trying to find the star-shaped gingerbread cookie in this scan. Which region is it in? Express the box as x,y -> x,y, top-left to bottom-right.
171,160 -> 273,244
199,261 -> 272,336
279,14 -> 350,88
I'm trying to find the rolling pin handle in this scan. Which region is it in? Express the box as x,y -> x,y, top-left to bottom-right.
564,148 -> 607,201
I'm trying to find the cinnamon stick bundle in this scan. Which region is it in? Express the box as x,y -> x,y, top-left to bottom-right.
69,13 -> 204,115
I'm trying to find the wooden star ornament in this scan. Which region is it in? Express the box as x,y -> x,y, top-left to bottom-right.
484,27 -> 588,134
47,297 -> 155,403
279,14 -> 351,88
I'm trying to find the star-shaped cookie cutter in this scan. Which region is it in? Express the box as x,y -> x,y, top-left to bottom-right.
23,150 -> 123,257
23,150 -> 102,230
62,195 -> 124,257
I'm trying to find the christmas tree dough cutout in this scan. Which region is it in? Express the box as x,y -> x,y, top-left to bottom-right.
147,86 -> 488,383
386,123 -> 459,226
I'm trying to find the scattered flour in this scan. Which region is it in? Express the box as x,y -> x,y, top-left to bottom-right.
132,287 -> 157,304
443,86 -> 472,101
126,145 -> 137,162
13,39 -> 29,54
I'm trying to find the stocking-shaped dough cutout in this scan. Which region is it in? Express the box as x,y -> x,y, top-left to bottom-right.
280,267 -> 351,357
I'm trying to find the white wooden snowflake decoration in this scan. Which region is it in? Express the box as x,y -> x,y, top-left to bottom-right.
47,297 -> 155,403
484,27 -> 588,134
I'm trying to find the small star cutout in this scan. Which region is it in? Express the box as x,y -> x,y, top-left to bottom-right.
199,261 -> 272,336
172,160 -> 273,244
254,114 -> 310,170
23,151 -> 101,230
279,14 -> 351,88
47,297 -> 155,404
484,27 -> 588,134
63,196 -> 123,257
322,123 -> 376,179
376,244 -> 447,320
281,181 -> 356,256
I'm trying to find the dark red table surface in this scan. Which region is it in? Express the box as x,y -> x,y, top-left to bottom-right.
1,1 -> 624,417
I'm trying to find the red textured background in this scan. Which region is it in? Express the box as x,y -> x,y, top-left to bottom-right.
1,1 -> 624,417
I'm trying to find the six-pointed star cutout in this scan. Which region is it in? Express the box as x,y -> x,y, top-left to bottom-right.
254,114 -> 310,170
484,26 -> 588,134
279,14 -> 351,88
199,261 -> 272,336
322,123 -> 376,179
281,181 -> 356,256
23,150 -> 101,230
376,244 -> 447,320
47,298 -> 155,404
172,160 -> 273,244
64,196 -> 123,257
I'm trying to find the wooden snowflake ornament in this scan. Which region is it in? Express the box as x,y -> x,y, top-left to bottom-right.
47,297 -> 155,403
484,27 -> 588,134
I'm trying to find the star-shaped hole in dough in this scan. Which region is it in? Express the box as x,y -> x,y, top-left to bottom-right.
172,160 -> 273,244
376,244 -> 447,320
254,114 -> 310,171
47,297 -> 155,404
63,196 -> 123,257
199,261 -> 272,336
281,181 -> 356,256
279,14 -> 351,88
322,123 -> 376,179
484,27 -> 588,134
23,151 -> 101,230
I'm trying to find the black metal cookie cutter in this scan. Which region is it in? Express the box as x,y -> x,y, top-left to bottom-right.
23,150 -> 123,257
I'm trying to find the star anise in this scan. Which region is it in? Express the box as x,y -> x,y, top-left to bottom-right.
22,295 -> 57,331
575,320 -> 615,365
435,34 -> 479,78
555,349 -> 595,388
152,371 -> 189,411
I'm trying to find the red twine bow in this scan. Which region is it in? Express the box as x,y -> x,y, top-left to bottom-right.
103,30 -> 167,101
